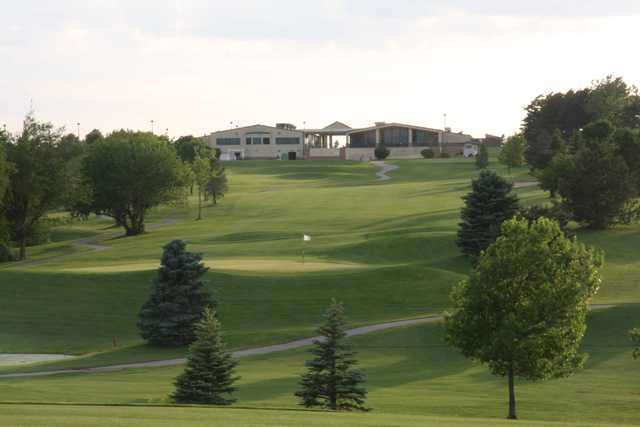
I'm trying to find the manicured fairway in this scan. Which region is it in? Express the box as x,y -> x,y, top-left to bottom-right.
1,305 -> 639,425
1,158 -> 639,425
2,404 -> 632,427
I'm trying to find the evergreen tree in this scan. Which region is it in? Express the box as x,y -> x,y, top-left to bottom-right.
457,170 -> 519,259
295,300 -> 369,411
172,308 -> 238,405
475,144 -> 489,169
138,240 -> 216,346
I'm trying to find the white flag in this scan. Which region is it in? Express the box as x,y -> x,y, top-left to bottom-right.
303,235 -> 311,241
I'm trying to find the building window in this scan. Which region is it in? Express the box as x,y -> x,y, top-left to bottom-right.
381,127 -> 409,147
349,130 -> 376,147
217,138 -> 241,145
413,130 -> 438,146
263,137 -> 270,144
276,137 -> 300,145
246,137 -> 252,145
252,137 -> 262,145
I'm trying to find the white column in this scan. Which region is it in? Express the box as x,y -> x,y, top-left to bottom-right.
408,128 -> 413,147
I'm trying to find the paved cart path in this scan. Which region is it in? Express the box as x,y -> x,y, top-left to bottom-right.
372,161 -> 399,181
0,316 -> 442,379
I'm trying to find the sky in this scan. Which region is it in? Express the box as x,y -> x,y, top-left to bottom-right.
2,0 -> 640,139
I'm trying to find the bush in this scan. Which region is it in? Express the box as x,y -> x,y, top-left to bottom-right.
421,149 -> 435,159
374,143 -> 390,160
439,152 -> 450,158
0,243 -> 14,263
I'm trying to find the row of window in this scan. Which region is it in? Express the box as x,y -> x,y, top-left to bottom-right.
216,137 -> 300,146
349,128 -> 439,147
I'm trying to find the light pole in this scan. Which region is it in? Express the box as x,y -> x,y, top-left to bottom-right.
151,120 -> 155,134
441,113 -> 447,154
76,122 -> 80,139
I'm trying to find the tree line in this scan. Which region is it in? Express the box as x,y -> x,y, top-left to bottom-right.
0,114 -> 227,261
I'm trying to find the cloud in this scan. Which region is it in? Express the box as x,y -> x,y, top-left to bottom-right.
1,1 -> 640,138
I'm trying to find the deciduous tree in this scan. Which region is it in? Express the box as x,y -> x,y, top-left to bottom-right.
498,135 -> 526,171
446,218 -> 602,420
2,114 -> 67,259
557,121 -> 639,229
77,131 -> 187,236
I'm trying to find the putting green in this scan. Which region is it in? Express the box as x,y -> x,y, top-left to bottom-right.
60,258 -> 370,274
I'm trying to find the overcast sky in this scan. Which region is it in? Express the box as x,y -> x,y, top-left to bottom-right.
2,0 -> 640,138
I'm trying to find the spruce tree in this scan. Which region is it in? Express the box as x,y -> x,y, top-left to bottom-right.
138,240 -> 215,346
457,170 -> 519,259
172,308 -> 238,405
475,143 -> 489,169
295,299 -> 369,411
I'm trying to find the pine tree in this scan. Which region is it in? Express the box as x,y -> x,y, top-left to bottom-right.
138,240 -> 215,346
172,308 -> 238,404
475,143 -> 489,169
457,170 -> 519,259
295,299 -> 369,411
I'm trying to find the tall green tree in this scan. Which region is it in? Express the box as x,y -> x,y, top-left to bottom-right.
475,144 -> 489,169
522,76 -> 640,170
295,299 -> 369,411
206,158 -> 228,205
556,121 -> 639,229
2,114 -> 67,260
0,139 -> 13,206
192,156 -> 210,221
456,170 -> 519,259
138,240 -> 216,346
84,129 -> 103,145
446,218 -> 602,420
174,135 -> 212,164
77,131 -> 187,236
172,308 -> 238,405
498,135 -> 526,172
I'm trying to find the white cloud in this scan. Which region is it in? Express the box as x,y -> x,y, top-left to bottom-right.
1,2 -> 640,138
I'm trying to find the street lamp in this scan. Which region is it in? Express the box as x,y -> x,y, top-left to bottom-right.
76,122 -> 80,139
151,120 -> 155,134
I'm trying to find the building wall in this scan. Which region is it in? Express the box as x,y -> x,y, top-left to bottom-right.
443,132 -> 473,144
207,126 -> 304,160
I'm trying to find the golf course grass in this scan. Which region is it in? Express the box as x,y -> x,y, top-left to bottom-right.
0,157 -> 639,425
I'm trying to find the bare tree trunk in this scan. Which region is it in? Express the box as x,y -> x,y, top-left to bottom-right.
508,367 -> 517,420
196,188 -> 202,220
19,235 -> 26,260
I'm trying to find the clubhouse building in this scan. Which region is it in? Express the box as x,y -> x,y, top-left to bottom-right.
206,121 -> 488,160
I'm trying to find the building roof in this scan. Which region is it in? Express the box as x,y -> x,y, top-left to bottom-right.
304,121 -> 353,135
209,124 -> 303,135
347,122 -> 442,135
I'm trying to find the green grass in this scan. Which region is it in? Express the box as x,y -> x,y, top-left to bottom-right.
1,157 -> 639,425
2,404 -> 631,427
1,305 -> 638,425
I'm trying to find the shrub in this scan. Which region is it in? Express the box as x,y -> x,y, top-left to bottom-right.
439,152 -> 450,158
421,149 -> 435,159
0,243 -> 14,263
374,143 -> 390,160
